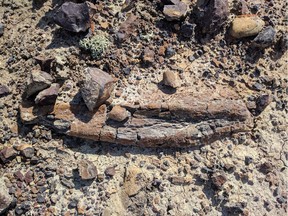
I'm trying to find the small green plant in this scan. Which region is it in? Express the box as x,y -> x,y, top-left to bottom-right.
79,33 -> 110,59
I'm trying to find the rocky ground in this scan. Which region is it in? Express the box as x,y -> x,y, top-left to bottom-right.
0,0 -> 287,215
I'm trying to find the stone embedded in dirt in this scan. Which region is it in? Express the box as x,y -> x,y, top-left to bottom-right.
253,26 -> 276,48
104,166 -> 116,177
162,71 -> 180,88
230,15 -> 265,38
0,147 -> 17,163
181,22 -> 196,38
117,14 -> 138,43
0,178 -> 13,214
142,47 -> 155,64
14,171 -> 25,181
170,176 -> 193,185
163,0 -> 188,21
0,85 -> 10,97
108,105 -> 129,122
78,159 -> 97,180
35,83 -> 60,105
24,171 -> 33,185
195,0 -> 229,34
54,2 -> 90,33
25,70 -> 53,99
211,172 -> 227,189
80,68 -> 115,111
0,23 -> 4,36
16,144 -> 35,158
124,166 -> 146,197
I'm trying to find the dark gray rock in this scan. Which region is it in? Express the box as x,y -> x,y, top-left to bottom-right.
80,68 -> 115,111
0,85 -> 10,97
25,70 -> 53,98
0,23 -> 4,37
181,23 -> 196,39
54,2 -> 90,32
253,26 -> 276,48
196,0 -> 229,34
35,83 -> 60,105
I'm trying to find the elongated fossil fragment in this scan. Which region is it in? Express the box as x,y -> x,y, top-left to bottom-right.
20,86 -> 253,147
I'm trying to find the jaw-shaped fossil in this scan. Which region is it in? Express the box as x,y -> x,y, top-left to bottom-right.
20,83 -> 253,147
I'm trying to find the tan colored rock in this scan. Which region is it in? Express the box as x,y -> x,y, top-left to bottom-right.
231,15 -> 265,38
108,105 -> 129,122
162,71 -> 180,88
163,0 -> 188,21
78,159 -> 97,180
124,166 -> 146,197
16,144 -> 34,158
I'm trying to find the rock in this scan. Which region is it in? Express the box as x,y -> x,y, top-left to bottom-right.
78,160 -> 97,180
0,178 -> 13,214
36,194 -> 45,204
181,22 -> 196,38
104,166 -> 116,177
163,0 -> 188,21
165,46 -> 175,58
54,2 -> 90,33
108,106 -> 128,122
0,147 -> 17,163
16,144 -> 35,158
196,0 -> 229,34
77,200 -> 86,214
35,83 -> 60,105
170,176 -> 193,185
162,71 -> 180,88
211,172 -> 227,189
0,23 -> 4,36
80,68 -> 115,111
255,94 -> 272,115
24,171 -> 34,185
230,15 -> 265,38
25,70 -> 53,98
142,47 -> 155,64
253,26 -> 276,48
60,178 -> 75,188
0,85 -> 10,97
34,56 -> 55,73
124,166 -> 146,197
14,171 -> 25,181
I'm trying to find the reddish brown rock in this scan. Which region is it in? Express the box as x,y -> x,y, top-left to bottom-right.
78,160 -> 97,180
142,47 -> 155,64
108,105 -> 129,122
80,68 -> 115,111
211,172 -> 227,189
0,147 -> 17,163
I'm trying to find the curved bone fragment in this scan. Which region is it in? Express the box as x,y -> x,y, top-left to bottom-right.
20,87 -> 253,147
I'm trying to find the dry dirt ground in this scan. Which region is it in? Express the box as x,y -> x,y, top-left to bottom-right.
0,0 -> 287,215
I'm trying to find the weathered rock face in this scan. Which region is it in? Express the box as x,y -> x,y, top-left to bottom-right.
230,15 -> 265,38
20,86 -> 253,147
54,2 -> 90,33
196,0 -> 229,34
80,68 -> 115,111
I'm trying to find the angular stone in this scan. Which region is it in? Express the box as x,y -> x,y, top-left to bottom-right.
104,167 -> 116,177
163,0 -> 188,21
211,172 -> 227,189
16,144 -> 35,158
0,178 -> 13,214
108,105 -> 128,122
25,70 -> 53,98
80,68 -> 115,111
253,26 -> 276,48
196,0 -> 229,34
34,56 -> 55,73
54,2 -> 90,33
0,23 -> 4,37
78,160 -> 97,180
162,71 -> 180,88
35,83 -> 60,105
124,166 -> 146,196
0,147 -> 17,163
0,85 -> 10,97
231,15 -> 265,38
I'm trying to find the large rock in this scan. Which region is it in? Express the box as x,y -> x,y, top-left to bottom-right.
54,2 -> 90,32
0,178 -> 13,214
163,0 -> 188,21
196,0 -> 229,34
80,68 -> 115,111
231,15 -> 265,38
25,70 -> 53,98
